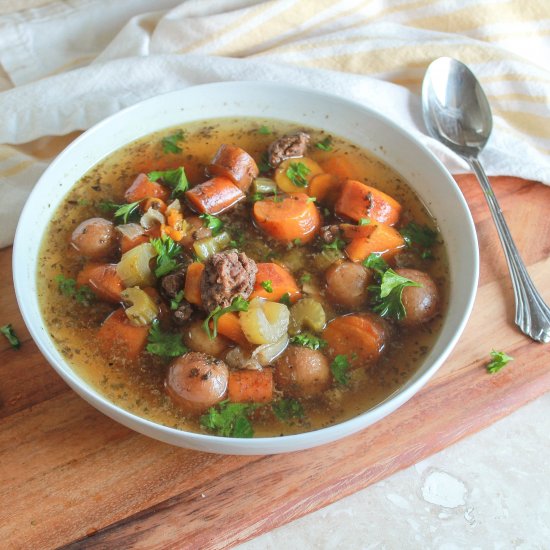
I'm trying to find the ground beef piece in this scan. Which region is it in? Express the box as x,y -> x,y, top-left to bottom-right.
267,132 -> 310,168
172,301 -> 194,325
200,250 -> 257,312
160,268 -> 186,300
320,224 -> 341,244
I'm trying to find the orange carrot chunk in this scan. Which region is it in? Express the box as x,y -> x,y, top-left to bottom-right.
249,263 -> 302,303
77,263 -> 124,303
253,193 -> 321,244
97,308 -> 149,360
335,180 -> 401,226
323,313 -> 388,369
227,369 -> 274,404
207,144 -> 259,192
184,262 -> 205,306
319,155 -> 360,180
125,173 -> 170,203
308,173 -> 344,206
342,223 -> 406,262
216,312 -> 250,349
185,177 -> 245,215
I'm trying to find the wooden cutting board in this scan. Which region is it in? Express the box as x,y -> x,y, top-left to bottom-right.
1,175 -> 549,549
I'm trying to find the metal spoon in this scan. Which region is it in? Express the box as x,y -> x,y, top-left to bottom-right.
422,56 -> 550,343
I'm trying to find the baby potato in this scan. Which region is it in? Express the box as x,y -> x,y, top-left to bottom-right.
182,320 -> 231,357
395,268 -> 439,325
71,217 -> 118,259
325,261 -> 371,309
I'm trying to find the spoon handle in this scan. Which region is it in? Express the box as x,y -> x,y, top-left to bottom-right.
469,158 -> 550,343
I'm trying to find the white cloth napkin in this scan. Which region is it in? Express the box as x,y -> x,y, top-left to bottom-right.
1,0 -> 549,248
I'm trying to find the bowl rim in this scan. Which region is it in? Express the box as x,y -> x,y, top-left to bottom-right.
13,81 -> 479,454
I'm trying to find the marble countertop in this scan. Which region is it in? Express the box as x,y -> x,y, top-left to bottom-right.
238,392 -> 550,549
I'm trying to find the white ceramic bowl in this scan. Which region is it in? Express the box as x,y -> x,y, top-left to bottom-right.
13,82 -> 478,455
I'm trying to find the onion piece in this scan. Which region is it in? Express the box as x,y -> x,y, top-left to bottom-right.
115,223 -> 146,240
140,207 -> 165,229
225,335 -> 289,370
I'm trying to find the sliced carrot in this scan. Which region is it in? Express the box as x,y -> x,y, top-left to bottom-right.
207,144 -> 259,192
323,313 -> 387,369
253,193 -> 321,244
184,262 -> 205,306
142,197 -> 167,214
335,180 -> 401,226
249,263 -> 302,303
124,173 -> 170,203
274,157 -> 323,194
308,173 -> 344,205
319,155 -> 360,180
227,369 -> 274,403
161,208 -> 185,241
344,223 -> 405,262
185,177 -> 245,215
97,308 -> 149,360
77,263 -> 124,303
216,312 -> 249,349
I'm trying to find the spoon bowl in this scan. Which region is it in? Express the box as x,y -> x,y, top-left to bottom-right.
422,57 -> 550,344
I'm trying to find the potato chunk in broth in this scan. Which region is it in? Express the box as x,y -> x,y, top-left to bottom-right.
38,118 -> 447,438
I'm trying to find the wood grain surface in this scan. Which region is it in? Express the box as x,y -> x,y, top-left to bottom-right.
1,175 -> 549,550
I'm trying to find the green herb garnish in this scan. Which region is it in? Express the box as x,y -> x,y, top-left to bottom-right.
369,269 -> 422,320
279,292 -> 291,306
147,167 -> 189,198
98,200 -> 142,224
358,217 -> 371,226
261,280 -> 273,293
330,354 -> 350,386
315,136 -> 333,151
306,196 -> 317,203
293,238 -> 302,246
249,192 -> 264,203
322,237 -> 346,251
150,234 -> 182,277
170,290 -> 185,310
203,296 -> 250,339
146,319 -> 188,357
290,332 -> 327,351
400,222 -> 438,258
200,400 -> 257,437
199,213 -> 224,236
258,152 -> 272,173
362,253 -> 389,278
1,324 -> 20,349
161,130 -> 185,154
299,273 -> 312,284
258,125 -> 271,135
55,274 -> 95,306
286,161 -> 311,188
229,230 -> 245,248
272,398 -> 304,422
486,349 -> 514,374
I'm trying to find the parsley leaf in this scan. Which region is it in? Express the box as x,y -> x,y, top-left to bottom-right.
150,234 -> 182,277
55,274 -> 95,306
286,162 -> 311,188
146,319 -> 188,357
200,400 -> 256,437
258,125 -> 271,135
147,167 -> 189,198
98,200 -> 142,224
229,229 -> 245,248
272,398 -> 304,422
306,196 -> 317,203
1,324 -> 20,349
279,292 -> 291,306
358,217 -> 371,226
331,354 -> 350,386
486,349 -> 513,374
203,296 -> 249,339
369,269 -> 422,320
362,253 -> 389,278
289,332 -> 327,351
315,136 -> 333,151
322,237 -> 346,251
293,238 -> 302,246
199,213 -> 224,236
249,192 -> 264,204
170,290 -> 185,310
261,280 -> 273,293
161,130 -> 185,154
400,222 -> 438,258
299,273 -> 311,284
